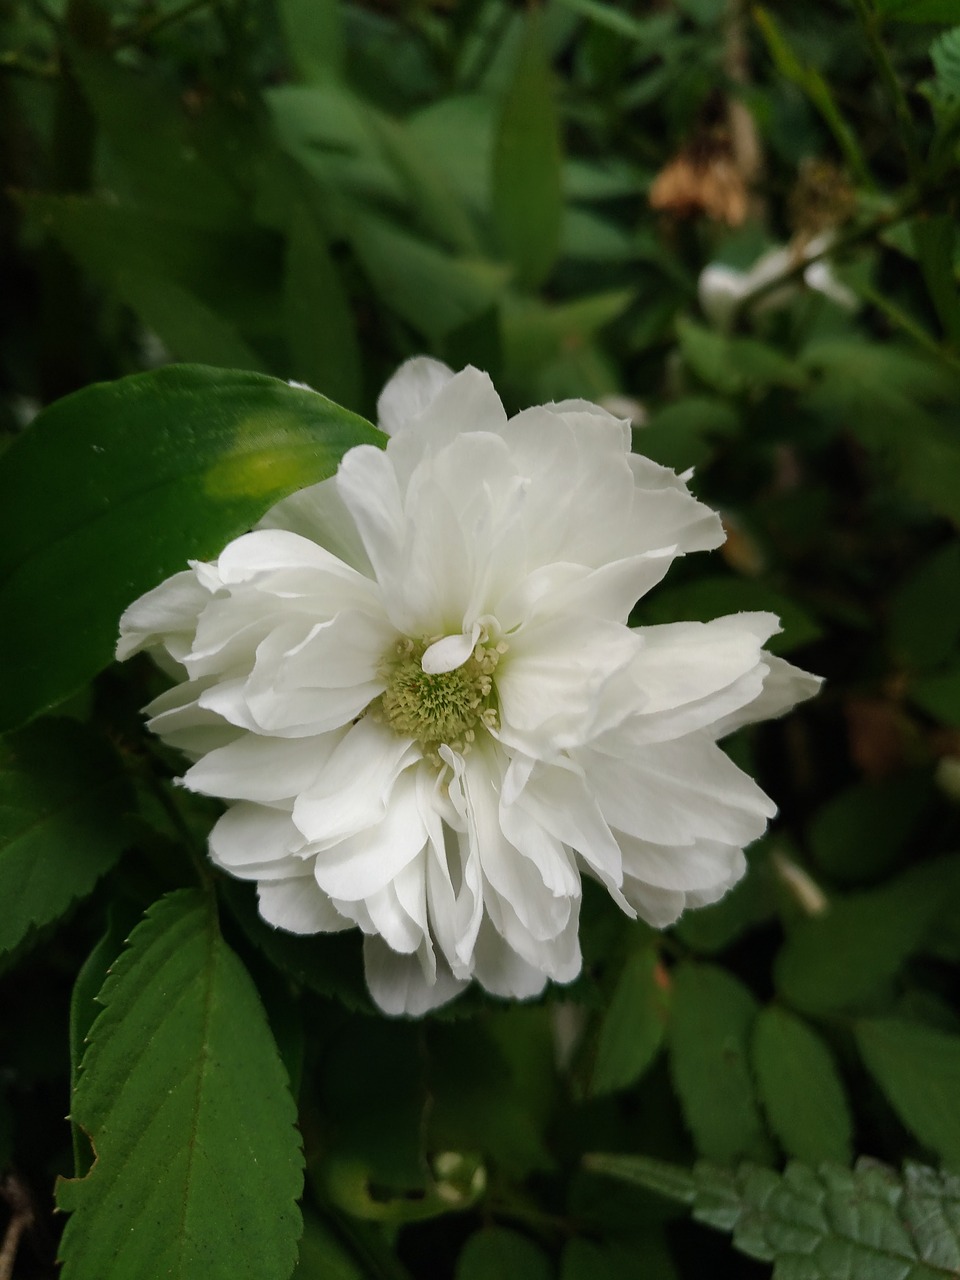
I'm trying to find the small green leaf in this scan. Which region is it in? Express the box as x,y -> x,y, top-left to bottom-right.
0,365 -> 382,730
808,774 -> 932,884
456,1227 -> 553,1280
0,719 -> 132,960
57,890 -> 303,1280
584,1154 -> 960,1278
857,1019 -> 960,1169
668,963 -> 771,1163
492,7 -> 563,289
775,858 -> 960,1014
752,1006 -> 853,1164
590,946 -> 669,1096
678,320 -> 806,395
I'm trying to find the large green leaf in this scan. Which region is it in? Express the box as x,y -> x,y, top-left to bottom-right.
857,1019 -> 960,1170
0,719 -> 133,960
492,7 -> 563,289
584,1154 -> 960,1278
0,365 -> 382,730
752,1006 -> 853,1165
57,890 -> 303,1280
667,963 -> 771,1163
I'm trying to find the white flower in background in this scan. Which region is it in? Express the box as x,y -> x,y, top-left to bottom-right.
118,359 -> 821,1015
698,232 -> 858,328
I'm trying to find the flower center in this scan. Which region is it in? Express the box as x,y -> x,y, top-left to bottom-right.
379,635 -> 504,759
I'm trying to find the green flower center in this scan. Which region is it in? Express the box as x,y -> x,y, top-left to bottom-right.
379,635 -> 504,760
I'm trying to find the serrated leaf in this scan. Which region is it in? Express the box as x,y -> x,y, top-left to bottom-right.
590,946 -> 669,1096
584,1154 -> 960,1278
57,890 -> 303,1280
0,719 -> 132,960
668,963 -> 771,1163
492,7 -> 563,289
456,1227 -> 552,1280
752,1007 -> 853,1165
292,1213 -> 364,1279
931,27 -> 960,98
0,365 -> 382,731
775,857 -> 960,1014
857,1019 -> 960,1170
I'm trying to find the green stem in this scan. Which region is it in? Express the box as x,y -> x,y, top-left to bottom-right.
850,0 -> 921,177
856,283 -> 960,373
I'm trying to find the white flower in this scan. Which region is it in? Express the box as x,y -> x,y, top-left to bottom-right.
698,232 -> 858,328
118,358 -> 821,1015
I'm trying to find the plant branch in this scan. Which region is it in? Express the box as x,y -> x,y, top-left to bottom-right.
112,0 -> 216,47
850,0 -> 922,177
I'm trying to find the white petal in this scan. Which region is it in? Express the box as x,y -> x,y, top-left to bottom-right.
616,833 -> 744,893
117,570 -> 209,665
311,768 -> 427,899
258,875 -> 352,934
711,652 -> 822,738
422,624 -> 482,675
259,476 -> 375,576
208,803 -> 305,878
293,716 -> 419,846
495,616 -> 641,753
376,355 -> 454,436
471,917 -> 549,1000
183,731 -> 342,802
363,936 -> 467,1016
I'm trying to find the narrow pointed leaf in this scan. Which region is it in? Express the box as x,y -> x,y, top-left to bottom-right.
0,364 -> 382,731
492,7 -> 563,289
57,889 -> 303,1280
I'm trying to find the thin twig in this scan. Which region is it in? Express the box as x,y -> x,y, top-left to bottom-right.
850,0 -> 922,177
0,1175 -> 35,1280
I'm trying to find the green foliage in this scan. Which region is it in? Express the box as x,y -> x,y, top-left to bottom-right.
0,719 -> 132,960
590,945 -> 669,1096
57,890 -> 303,1280
752,1007 -> 853,1165
584,1154 -> 960,1278
774,859 -> 960,1014
0,366 -> 381,731
492,9 -> 563,289
667,963 -> 771,1163
856,1019 -> 960,1169
4,0 -> 960,1275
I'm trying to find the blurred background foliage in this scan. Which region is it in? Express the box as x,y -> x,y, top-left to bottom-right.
3,0 -> 960,1276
